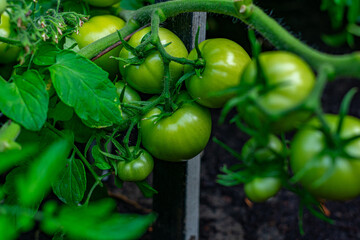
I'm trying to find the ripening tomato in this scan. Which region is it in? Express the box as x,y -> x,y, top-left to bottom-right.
117,147 -> 154,182
185,38 -> 251,108
241,135 -> 284,163
119,27 -> 188,94
72,15 -> 126,77
290,114 -> 360,200
140,92 -> 212,161
239,51 -> 315,133
244,177 -> 282,202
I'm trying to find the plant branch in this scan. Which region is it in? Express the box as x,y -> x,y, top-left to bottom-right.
242,5 -> 360,78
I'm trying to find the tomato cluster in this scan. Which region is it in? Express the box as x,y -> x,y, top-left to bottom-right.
3,0 -> 359,204
70,10 -> 360,205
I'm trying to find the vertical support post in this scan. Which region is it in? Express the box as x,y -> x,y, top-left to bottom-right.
152,2 -> 207,240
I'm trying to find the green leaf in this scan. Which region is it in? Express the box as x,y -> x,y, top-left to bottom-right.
33,43 -> 60,66
63,37 -> 80,51
91,145 -> 111,170
0,215 -> 18,240
49,50 -> 122,128
52,231 -> 65,240
0,145 -> 38,174
53,199 -> 156,240
135,181 -> 158,198
3,167 -> 42,230
48,101 -> 74,123
17,138 -> 72,206
52,154 -> 87,206
0,71 -> 49,131
347,0 -> 360,23
321,32 -> 348,47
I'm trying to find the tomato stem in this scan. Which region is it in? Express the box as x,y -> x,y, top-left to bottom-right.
243,5 -> 360,78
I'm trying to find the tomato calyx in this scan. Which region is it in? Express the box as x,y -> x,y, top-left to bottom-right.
216,135 -> 286,189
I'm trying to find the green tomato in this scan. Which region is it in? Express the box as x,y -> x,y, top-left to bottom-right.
244,177 -> 282,202
72,15 -> 126,77
242,135 -> 283,163
84,0 -> 121,7
290,114 -> 360,201
140,92 -> 212,161
117,147 -> 154,182
185,38 -> 251,108
119,27 -> 188,94
0,11 -> 20,63
239,51 -> 315,133
114,81 -> 141,103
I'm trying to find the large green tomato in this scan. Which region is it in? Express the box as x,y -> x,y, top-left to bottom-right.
140,92 -> 212,161
119,27 -> 188,94
0,11 -> 20,63
290,114 -> 360,200
239,51 -> 315,133
83,0 -> 120,7
117,147 -> 154,182
185,38 -> 250,108
72,15 -> 125,77
244,177 -> 282,202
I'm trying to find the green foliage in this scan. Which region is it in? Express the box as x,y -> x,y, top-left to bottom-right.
321,0 -> 360,47
0,71 -> 48,131
41,199 -> 156,240
49,50 -> 123,128
52,153 -> 87,206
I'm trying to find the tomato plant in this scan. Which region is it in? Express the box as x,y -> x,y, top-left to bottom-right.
117,147 -> 154,182
238,51 -> 316,133
140,92 -> 212,161
72,15 -> 126,77
185,38 -> 251,108
1,0 -> 360,239
244,176 -> 282,202
119,27 -> 188,94
290,114 -> 360,201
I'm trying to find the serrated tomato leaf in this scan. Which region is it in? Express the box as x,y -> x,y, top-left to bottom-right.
52,154 -> 86,206
0,71 -> 49,131
49,50 -> 122,128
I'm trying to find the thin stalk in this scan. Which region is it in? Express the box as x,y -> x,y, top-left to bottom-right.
0,36 -> 23,46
